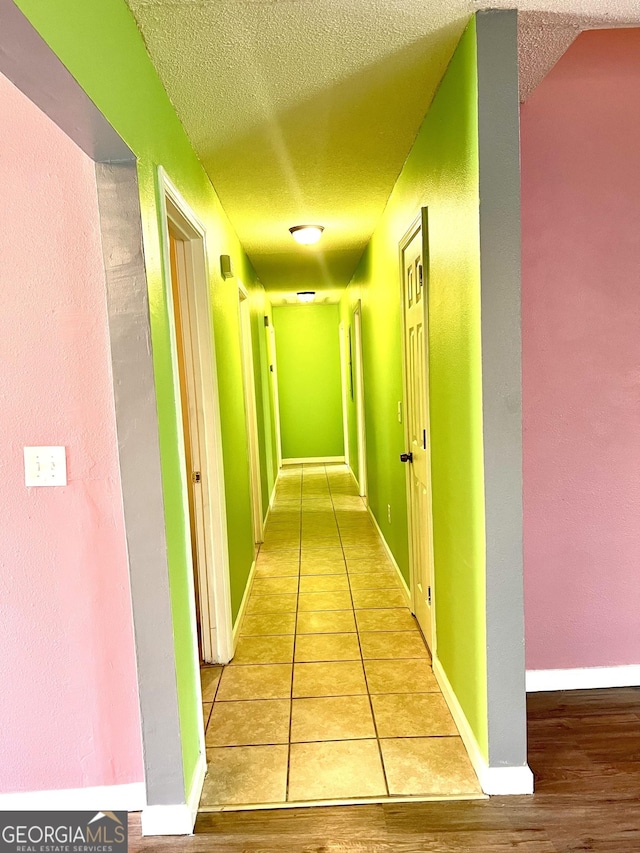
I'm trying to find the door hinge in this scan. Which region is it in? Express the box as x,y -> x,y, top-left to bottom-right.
423,429 -> 427,450
427,586 -> 432,605
192,471 -> 201,483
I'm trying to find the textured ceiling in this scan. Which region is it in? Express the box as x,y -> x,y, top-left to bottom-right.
126,0 -> 640,293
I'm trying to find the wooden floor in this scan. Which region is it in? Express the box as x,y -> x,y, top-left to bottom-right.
130,688 -> 640,852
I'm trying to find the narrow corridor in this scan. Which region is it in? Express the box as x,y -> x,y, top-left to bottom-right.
199,464 -> 482,809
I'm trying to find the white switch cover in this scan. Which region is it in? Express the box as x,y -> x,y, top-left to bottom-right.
24,446 -> 67,487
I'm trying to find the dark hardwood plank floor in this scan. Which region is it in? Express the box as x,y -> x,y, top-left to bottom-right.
130,688 -> 640,852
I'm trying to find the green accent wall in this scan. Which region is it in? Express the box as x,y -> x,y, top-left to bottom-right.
341,19 -> 488,757
273,304 -> 344,460
15,0 -> 278,798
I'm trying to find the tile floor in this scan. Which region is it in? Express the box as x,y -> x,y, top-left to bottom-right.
199,464 -> 482,809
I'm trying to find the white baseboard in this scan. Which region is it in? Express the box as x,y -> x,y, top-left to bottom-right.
526,664 -> 640,693
433,656 -> 534,796
282,456 -> 345,465
141,804 -> 193,836
0,782 -> 146,811
140,750 -> 206,836
232,557 -> 257,650
348,466 -> 360,494
366,505 -> 411,607
265,479 -> 277,521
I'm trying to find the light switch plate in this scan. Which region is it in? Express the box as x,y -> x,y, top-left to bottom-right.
24,446 -> 67,487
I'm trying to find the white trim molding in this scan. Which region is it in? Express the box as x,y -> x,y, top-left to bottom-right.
526,665 -> 640,693
232,558 -> 258,649
282,456 -> 345,465
433,657 -> 534,796
0,782 -> 146,811
141,750 -> 206,837
366,505 -> 410,606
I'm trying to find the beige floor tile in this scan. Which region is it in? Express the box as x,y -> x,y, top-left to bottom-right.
380,737 -> 481,796
300,554 -> 346,575
216,664 -> 292,701
231,635 -> 294,665
301,544 -> 343,557
351,588 -> 407,609
340,536 -> 383,550
295,632 -> 361,663
247,593 -> 297,614
371,693 -> 458,737
359,630 -> 429,660
296,610 -> 356,634
293,661 -> 367,697
260,540 -> 300,553
206,699 -> 291,746
343,545 -> 388,559
298,590 -> 352,611
252,576 -> 299,596
299,574 -> 350,593
203,702 -> 212,725
364,659 -> 440,693
349,572 -> 401,591
256,551 -> 299,570
346,556 -> 395,573
201,666 -> 223,701
355,608 -> 419,632
240,612 -> 297,636
255,562 -> 300,578
291,695 -> 376,742
288,740 -> 386,801
201,745 -> 289,806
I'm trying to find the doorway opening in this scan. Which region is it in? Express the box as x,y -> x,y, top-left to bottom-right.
238,283 -> 264,546
352,302 -> 367,499
158,167 -> 233,665
339,322 -> 351,471
399,211 -> 436,652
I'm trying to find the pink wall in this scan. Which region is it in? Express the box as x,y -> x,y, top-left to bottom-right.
0,72 -> 143,791
522,29 -> 640,671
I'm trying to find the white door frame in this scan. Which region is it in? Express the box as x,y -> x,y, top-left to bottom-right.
399,209 -> 436,653
158,166 -> 234,665
268,322 -> 283,470
353,302 -> 367,498
238,282 -> 264,544
339,322 -> 350,469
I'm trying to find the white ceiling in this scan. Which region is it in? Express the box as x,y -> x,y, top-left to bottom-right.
126,0 -> 640,293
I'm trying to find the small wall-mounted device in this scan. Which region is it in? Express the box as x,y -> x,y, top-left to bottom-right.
24,446 -> 67,487
220,254 -> 234,279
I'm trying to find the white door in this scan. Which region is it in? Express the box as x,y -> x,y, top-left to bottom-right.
353,303 -> 367,498
400,214 -> 435,651
238,285 -> 264,545
339,323 -> 350,469
268,323 -> 283,469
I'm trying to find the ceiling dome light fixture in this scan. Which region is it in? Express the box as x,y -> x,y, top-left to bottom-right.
289,224 -> 324,245
297,291 -> 316,303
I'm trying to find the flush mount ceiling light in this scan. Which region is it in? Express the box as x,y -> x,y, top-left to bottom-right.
297,291 -> 316,303
289,224 -> 324,245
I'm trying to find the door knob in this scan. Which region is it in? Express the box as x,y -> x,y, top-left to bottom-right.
400,452 -> 413,463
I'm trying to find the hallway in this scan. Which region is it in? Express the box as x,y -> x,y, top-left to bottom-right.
199,464 -> 482,809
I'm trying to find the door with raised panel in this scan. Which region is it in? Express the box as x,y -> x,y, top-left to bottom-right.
400,214 -> 435,651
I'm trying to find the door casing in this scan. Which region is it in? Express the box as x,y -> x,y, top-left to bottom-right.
158,166 -> 234,666
238,282 -> 264,545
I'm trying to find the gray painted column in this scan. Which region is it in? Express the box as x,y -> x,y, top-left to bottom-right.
95,163 -> 185,805
476,9 -> 528,769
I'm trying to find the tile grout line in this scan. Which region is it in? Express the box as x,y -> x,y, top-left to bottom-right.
324,464 -> 391,798
284,464 -> 303,803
